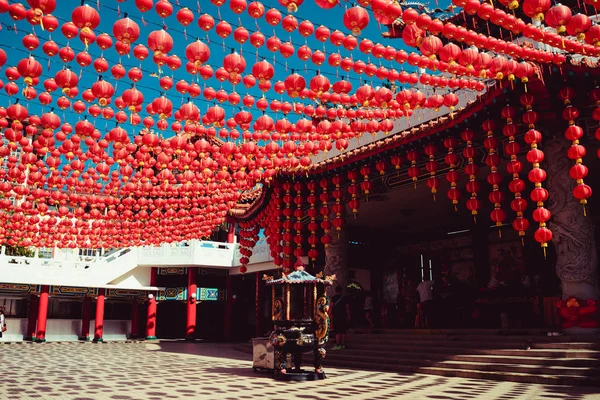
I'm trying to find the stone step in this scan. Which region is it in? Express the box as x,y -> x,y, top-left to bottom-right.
414,366 -> 600,386
322,359 -> 600,386
347,328 -> 549,336
334,341 -> 600,358
240,340 -> 600,359
235,342 -> 600,385
532,342 -> 600,350
326,352 -> 600,376
343,337 -> 529,349
239,343 -> 600,367
439,354 -> 600,368
344,338 -> 600,351
344,332 -> 600,345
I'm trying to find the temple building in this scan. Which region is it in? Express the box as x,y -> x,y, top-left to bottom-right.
0,0 -> 599,348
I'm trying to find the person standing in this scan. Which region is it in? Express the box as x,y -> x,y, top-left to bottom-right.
330,286 -> 350,350
363,292 -> 375,329
417,280 -> 434,329
0,309 -> 6,339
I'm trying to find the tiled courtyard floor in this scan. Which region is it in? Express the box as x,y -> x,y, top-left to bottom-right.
0,341 -> 599,400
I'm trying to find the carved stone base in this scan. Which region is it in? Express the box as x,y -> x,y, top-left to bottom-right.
545,138 -> 600,334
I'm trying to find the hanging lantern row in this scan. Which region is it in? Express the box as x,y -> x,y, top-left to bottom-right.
451,0 -> 599,58
520,93 -> 553,254
32,2 -> 485,88
559,87 -> 592,214
482,119 -> 506,235
401,8 -> 562,82
238,220 -> 260,274
444,137 -> 462,209
424,143 -> 439,199
501,104 -> 530,240
461,128 -> 481,220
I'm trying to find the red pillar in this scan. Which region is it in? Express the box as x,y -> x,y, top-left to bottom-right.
130,300 -> 139,339
224,224 -> 236,340
93,289 -> 105,342
186,267 -> 197,340
79,296 -> 91,341
36,285 -> 49,342
224,274 -> 233,340
255,272 -> 261,338
227,222 -> 236,244
146,294 -> 157,340
150,267 -> 157,286
25,294 -> 38,341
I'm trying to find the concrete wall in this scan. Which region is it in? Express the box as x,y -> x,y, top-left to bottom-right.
0,318 -> 130,342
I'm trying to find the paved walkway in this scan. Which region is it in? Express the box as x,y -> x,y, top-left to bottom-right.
1,341 -> 599,400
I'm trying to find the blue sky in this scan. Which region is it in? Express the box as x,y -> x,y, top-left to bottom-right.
0,0 -> 453,144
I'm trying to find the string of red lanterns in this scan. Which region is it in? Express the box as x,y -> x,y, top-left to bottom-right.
501,104 -> 529,242
560,87 -> 592,214
520,93 -> 552,255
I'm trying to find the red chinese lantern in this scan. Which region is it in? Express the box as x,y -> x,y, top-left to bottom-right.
566,14 -> 591,41
17,56 -> 42,86
230,0 -> 247,14
112,15 -> 140,45
91,79 -> 114,106
223,52 -> 246,81
185,40 -> 210,68
54,69 -> 79,94
343,6 -> 369,36
544,4 -> 572,35
522,0 -> 551,20
197,14 -> 215,31
71,4 -> 100,33
316,0 -> 338,8
147,29 -> 173,57
279,0 -> 303,13
284,73 -> 306,98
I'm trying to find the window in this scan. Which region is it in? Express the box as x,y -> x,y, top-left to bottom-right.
38,248 -> 52,259
79,248 -> 102,257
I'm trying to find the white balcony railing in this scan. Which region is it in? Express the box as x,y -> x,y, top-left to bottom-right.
0,238 -> 274,289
